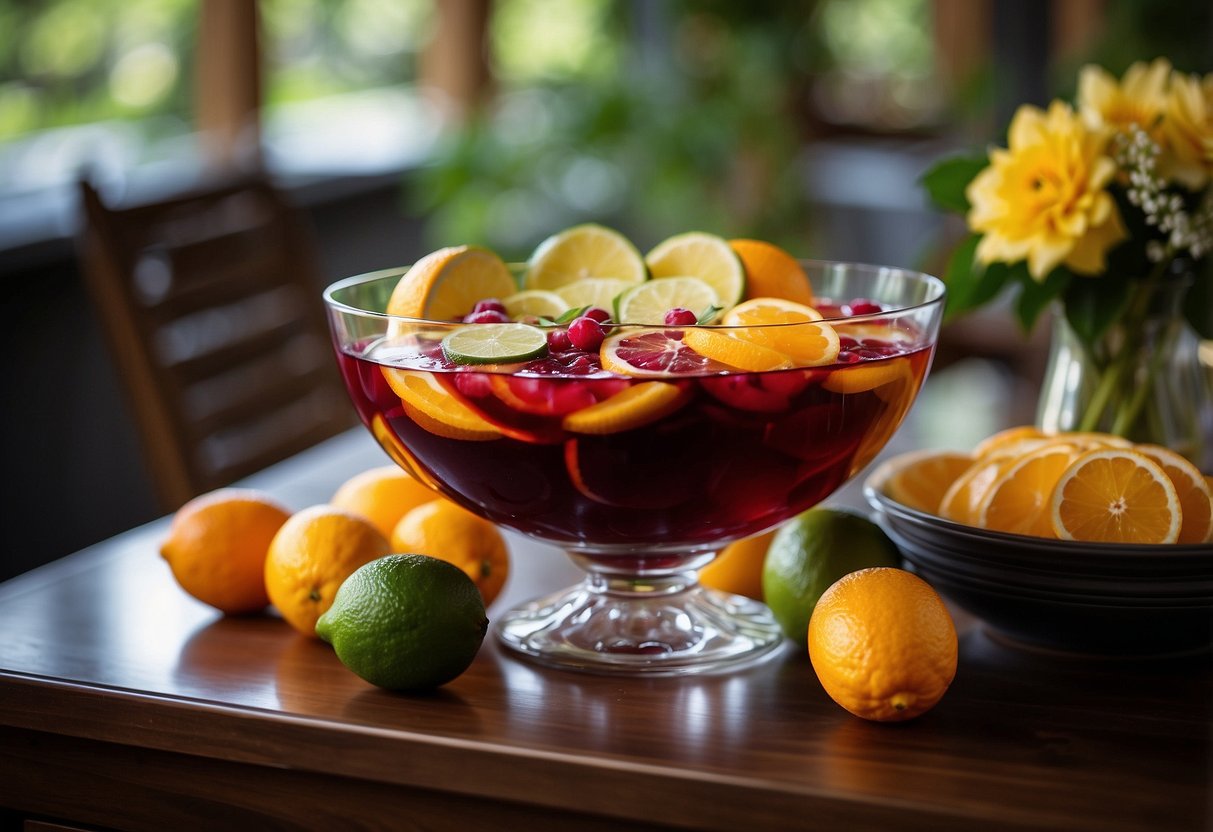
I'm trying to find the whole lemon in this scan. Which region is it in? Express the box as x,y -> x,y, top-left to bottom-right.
762,508 -> 901,646
265,506 -> 391,637
316,554 -> 489,690
160,488 -> 291,614
330,465 -> 437,540
809,567 -> 957,721
390,499 -> 509,606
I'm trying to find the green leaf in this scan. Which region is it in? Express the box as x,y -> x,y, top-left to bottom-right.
547,305 -> 590,325
1063,275 -> 1132,346
1183,258 -> 1213,339
942,234 -> 1010,321
921,155 -> 988,214
697,304 -> 723,324
1014,266 -> 1072,332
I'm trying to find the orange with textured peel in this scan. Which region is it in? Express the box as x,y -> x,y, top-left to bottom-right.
387,246 -> 517,321
390,499 -> 510,606
265,506 -> 391,636
331,465 -> 438,540
808,567 -> 957,722
1049,448 -> 1182,544
160,489 -> 291,614
729,239 -> 814,305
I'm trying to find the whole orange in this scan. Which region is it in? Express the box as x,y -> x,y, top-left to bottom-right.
160,488 -> 291,614
808,568 -> 957,722
265,506 -> 391,637
390,499 -> 510,606
330,465 -> 437,539
699,530 -> 775,600
728,239 -> 814,305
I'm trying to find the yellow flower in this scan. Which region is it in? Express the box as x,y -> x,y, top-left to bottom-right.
1162,71 -> 1213,190
966,101 -> 1126,280
1078,58 -> 1171,134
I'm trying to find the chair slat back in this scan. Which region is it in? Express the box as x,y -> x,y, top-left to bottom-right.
78,177 -> 355,509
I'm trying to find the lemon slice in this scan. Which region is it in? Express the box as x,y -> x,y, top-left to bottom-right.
502,290 -> 569,320
562,382 -> 691,434
380,369 -> 501,441
524,224 -> 647,290
645,231 -> 746,309
722,297 -> 839,367
387,246 -> 518,321
441,323 -> 548,365
615,277 -> 721,325
555,278 -> 635,313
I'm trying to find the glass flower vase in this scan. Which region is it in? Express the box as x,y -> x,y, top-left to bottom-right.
1036,278 -> 1213,472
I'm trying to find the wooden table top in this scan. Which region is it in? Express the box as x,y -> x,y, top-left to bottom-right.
1,430 -> 1209,832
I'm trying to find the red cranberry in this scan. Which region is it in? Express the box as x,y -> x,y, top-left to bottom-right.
846,299 -> 882,316
547,329 -> 572,352
453,372 -> 492,397
583,307 -> 612,324
567,316 -> 605,351
473,299 -> 508,314
664,307 -> 698,326
837,351 -> 862,364
838,336 -> 860,350
464,309 -> 511,324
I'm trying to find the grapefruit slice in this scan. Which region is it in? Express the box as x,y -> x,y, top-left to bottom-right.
600,328 -> 721,377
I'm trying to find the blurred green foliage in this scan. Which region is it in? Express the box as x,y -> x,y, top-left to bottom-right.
409,1 -> 820,259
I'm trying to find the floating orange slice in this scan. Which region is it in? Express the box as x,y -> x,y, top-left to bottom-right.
728,239 -> 814,305
680,328 -> 792,372
977,443 -> 1081,537
1049,448 -> 1182,544
381,369 -> 502,441
562,381 -> 691,435
387,246 -> 518,321
823,355 -> 910,394
882,450 -> 974,515
1135,444 -> 1213,544
722,298 -> 840,367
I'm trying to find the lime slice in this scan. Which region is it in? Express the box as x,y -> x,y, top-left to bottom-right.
555,277 -> 634,313
524,224 -> 647,290
615,276 -> 721,325
441,323 -> 548,365
502,290 -> 569,320
645,232 -> 745,309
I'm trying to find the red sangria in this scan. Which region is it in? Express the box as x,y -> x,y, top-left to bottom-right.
325,239 -> 945,674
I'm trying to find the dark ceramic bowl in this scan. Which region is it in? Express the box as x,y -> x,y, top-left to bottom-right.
864,453 -> 1213,657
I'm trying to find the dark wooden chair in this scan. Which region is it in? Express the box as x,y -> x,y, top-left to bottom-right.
77,175 -> 356,510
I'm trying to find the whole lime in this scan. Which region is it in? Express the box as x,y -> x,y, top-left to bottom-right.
315,554 -> 489,690
762,508 -> 901,646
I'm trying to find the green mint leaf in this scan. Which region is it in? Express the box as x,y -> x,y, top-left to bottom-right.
1062,274 -> 1131,345
1014,265 -> 1071,333
697,305 -> 723,324
552,305 -> 590,325
942,234 -> 1010,321
921,155 -> 988,214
